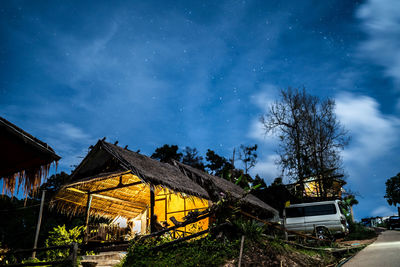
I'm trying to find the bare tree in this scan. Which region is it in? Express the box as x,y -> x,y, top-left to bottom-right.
261,88 -> 349,198
238,144 -> 258,174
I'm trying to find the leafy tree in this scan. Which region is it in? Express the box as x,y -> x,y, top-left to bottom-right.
343,194 -> 359,223
151,144 -> 182,163
251,177 -> 293,215
182,147 -> 205,171
261,87 -> 349,198
205,149 -> 232,176
253,174 -> 267,191
270,177 -> 283,187
222,169 -> 253,189
238,144 -> 258,174
385,173 -> 400,206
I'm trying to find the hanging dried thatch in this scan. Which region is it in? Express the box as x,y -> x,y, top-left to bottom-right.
53,140 -> 278,220
0,117 -> 60,195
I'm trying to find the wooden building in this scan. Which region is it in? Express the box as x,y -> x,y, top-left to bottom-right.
53,140 -> 277,240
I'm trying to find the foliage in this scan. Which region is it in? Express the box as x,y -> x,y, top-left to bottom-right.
0,196 -> 39,250
344,223 -> 377,241
151,144 -> 182,163
252,177 -> 293,215
205,149 -> 233,176
150,144 -> 265,191
20,257 -> 47,267
122,235 -> 240,267
342,194 -> 359,223
182,147 -> 205,171
253,175 -> 267,190
238,144 -> 258,174
261,87 -> 349,198
385,173 -> 400,206
35,172 -> 70,200
0,193 -> 85,264
343,194 -> 359,207
232,219 -> 265,242
44,225 -> 85,260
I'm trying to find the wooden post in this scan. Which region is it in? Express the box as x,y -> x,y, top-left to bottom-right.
150,187 -> 155,233
84,193 -> 92,243
32,190 -> 46,258
283,208 -> 288,241
238,235 -> 245,267
70,242 -> 78,267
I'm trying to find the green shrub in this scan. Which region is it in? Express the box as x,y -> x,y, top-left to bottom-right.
122,235 -> 240,267
44,225 -> 85,260
344,223 -> 377,241
232,219 -> 265,242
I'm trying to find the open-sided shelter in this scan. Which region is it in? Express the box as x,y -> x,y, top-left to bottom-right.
0,116 -> 60,195
54,140 -> 277,239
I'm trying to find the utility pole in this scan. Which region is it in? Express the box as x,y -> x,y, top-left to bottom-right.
32,190 -> 46,258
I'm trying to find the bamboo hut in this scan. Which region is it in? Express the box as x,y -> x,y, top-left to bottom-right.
0,116 -> 60,195
53,140 -> 277,240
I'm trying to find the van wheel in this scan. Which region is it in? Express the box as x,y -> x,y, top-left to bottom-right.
315,227 -> 333,241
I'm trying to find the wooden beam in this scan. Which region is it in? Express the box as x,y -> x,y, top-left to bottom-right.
84,194 -> 92,243
66,171 -> 132,187
55,197 -> 140,218
65,187 -> 147,210
90,181 -> 143,194
150,186 -> 155,233
93,194 -> 146,210
32,190 -> 46,258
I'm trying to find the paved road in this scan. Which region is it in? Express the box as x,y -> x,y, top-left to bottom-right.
344,230 -> 400,267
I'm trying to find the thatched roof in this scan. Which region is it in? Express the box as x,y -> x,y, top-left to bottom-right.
173,161 -> 279,217
0,116 -> 60,195
70,140 -> 209,199
55,170 -> 152,219
54,140 -> 278,219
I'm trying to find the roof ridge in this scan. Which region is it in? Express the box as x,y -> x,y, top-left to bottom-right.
0,116 -> 60,158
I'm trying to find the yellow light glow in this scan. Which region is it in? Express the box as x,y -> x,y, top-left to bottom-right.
154,187 -> 209,235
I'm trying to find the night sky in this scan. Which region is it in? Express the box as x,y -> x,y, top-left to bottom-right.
1,0 -> 400,220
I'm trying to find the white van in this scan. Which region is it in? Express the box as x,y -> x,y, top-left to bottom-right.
284,200 -> 348,239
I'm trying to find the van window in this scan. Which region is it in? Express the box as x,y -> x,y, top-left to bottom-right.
304,204 -> 336,216
286,207 -> 304,218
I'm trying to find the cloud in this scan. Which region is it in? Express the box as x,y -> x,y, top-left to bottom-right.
55,122 -> 92,141
336,93 -> 399,166
250,154 -> 280,183
250,84 -> 278,110
371,205 -> 396,217
356,0 -> 400,87
39,122 -> 95,170
248,84 -> 279,143
248,119 -> 267,141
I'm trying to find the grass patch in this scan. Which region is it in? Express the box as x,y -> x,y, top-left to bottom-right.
122,235 -> 240,267
344,223 -> 377,241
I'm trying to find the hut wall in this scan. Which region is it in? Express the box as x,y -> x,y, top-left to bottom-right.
155,188 -> 209,235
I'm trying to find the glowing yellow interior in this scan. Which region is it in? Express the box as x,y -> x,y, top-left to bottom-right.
154,187 -> 209,236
